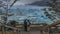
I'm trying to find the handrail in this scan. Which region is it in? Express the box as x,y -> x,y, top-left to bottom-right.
0,23 -> 20,34
43,20 -> 60,30
0,23 -> 17,30
16,24 -> 41,28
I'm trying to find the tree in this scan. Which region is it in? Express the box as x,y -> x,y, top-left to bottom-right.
10,0 -> 17,7
0,0 -> 17,24
0,9 -> 3,15
50,0 -> 57,8
48,0 -> 60,12
42,8 -> 57,21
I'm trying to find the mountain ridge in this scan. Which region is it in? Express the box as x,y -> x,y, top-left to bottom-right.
27,0 -> 51,6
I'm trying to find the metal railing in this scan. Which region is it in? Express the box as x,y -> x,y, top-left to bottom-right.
0,23 -> 20,34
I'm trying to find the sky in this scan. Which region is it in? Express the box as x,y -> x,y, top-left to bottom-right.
0,0 -> 43,8
13,0 -> 42,6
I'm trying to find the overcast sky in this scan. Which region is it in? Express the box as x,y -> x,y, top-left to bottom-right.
18,0 -> 42,3
14,0 -> 42,5
0,0 -> 43,6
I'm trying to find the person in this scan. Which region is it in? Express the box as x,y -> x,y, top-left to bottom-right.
10,20 -> 16,27
24,19 -> 31,32
7,20 -> 16,31
27,20 -> 31,32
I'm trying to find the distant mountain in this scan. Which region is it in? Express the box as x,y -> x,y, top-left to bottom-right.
27,0 -> 51,6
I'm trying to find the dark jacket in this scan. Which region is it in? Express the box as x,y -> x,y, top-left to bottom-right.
24,19 -> 31,27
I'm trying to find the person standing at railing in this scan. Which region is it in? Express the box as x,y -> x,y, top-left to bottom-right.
24,19 -> 31,32
10,20 -> 16,27
7,20 -> 16,31
27,20 -> 31,32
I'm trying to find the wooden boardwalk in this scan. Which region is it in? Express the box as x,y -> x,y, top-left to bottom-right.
20,31 -> 40,34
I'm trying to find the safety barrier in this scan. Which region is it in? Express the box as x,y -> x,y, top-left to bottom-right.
42,20 -> 60,34
0,23 -> 20,34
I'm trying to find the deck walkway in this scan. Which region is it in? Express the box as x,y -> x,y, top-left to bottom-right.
20,31 -> 40,34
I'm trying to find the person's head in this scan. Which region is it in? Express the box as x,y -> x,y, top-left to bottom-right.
24,19 -> 30,22
27,19 -> 30,22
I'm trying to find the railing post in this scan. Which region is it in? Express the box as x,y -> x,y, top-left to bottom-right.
48,26 -> 51,34
18,28 -> 20,34
2,26 -> 4,34
43,31 -> 45,34
40,30 -> 43,34
13,28 -> 16,34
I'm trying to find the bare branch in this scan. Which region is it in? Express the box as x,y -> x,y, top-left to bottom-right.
10,0 -> 17,7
